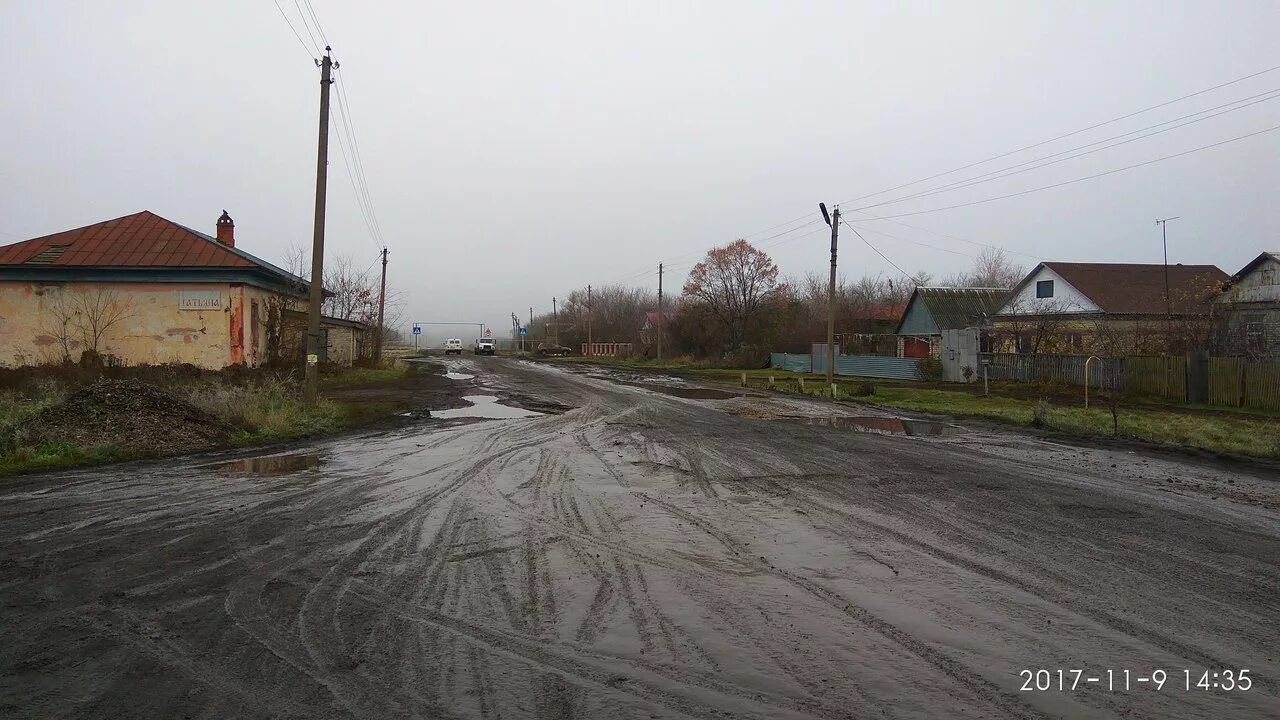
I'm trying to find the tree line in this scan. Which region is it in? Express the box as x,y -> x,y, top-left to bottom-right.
527,239 -> 1023,362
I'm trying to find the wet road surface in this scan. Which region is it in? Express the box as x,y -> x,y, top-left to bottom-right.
1,358 -> 1277,719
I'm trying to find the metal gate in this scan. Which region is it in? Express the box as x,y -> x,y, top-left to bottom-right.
941,328 -> 979,383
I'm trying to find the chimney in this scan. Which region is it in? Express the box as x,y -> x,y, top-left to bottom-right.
216,210 -> 235,248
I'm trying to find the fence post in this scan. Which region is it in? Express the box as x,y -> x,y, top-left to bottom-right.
741,372 -> 747,388
798,377 -> 805,392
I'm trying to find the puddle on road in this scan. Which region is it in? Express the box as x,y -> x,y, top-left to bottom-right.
444,372 -> 475,380
432,395 -> 543,420
803,416 -> 961,437
216,452 -> 322,475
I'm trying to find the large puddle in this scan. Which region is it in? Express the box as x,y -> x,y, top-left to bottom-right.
802,416 -> 961,437
215,452 -> 322,475
444,372 -> 474,381
433,395 -> 543,419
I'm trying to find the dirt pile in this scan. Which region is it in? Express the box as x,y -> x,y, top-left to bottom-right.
21,379 -> 234,455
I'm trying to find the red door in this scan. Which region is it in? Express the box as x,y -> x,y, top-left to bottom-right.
902,337 -> 930,358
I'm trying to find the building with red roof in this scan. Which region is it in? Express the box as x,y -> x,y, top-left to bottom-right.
0,210 -> 368,368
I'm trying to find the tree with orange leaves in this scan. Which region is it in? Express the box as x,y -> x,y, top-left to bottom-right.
681,239 -> 780,350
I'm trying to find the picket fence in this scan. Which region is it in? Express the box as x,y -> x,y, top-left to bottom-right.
983,353 -> 1280,409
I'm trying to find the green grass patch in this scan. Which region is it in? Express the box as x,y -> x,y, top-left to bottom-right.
723,376 -> 1280,458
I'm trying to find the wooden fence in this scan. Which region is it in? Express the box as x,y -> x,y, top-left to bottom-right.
982,353 -> 1280,409
582,342 -> 633,357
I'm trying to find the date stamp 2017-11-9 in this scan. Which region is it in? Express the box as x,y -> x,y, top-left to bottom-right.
1019,669 -> 1253,692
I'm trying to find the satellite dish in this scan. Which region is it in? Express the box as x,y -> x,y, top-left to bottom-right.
819,203 -> 831,227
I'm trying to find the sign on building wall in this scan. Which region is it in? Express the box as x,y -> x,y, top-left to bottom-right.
178,290 -> 223,310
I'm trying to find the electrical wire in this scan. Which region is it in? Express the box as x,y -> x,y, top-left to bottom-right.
850,89 -> 1280,212
301,0 -> 330,46
841,219 -> 925,286
848,223 -> 978,259
271,0 -> 316,58
332,67 -> 386,250
865,123 -> 1280,219
846,209 -> 1040,260
292,0 -> 323,53
839,62 -> 1280,207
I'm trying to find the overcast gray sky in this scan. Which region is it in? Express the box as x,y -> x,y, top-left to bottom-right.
3,1 -> 1278,343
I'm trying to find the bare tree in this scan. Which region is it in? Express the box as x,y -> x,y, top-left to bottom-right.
71,288 -> 133,358
944,248 -> 1024,288
37,286 -> 78,364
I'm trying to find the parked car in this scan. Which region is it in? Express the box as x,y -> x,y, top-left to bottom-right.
536,343 -> 572,357
444,338 -> 463,355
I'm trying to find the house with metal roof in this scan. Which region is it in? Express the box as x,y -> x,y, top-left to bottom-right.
894,287 -> 1010,357
990,261 -> 1229,354
1214,252 -> 1280,360
0,210 -> 367,368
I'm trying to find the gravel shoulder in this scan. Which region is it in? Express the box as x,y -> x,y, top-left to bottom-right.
0,356 -> 1275,719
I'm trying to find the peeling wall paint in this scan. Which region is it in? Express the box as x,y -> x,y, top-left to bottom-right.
0,281 -> 292,368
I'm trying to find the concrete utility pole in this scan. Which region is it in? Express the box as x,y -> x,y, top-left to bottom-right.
374,247 -> 388,362
657,263 -> 664,360
820,203 -> 840,386
552,297 -> 559,346
529,307 -> 534,345
586,285 -> 593,356
1156,217 -> 1179,317
304,47 -> 336,406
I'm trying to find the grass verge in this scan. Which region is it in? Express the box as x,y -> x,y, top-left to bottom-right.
0,364 -> 413,477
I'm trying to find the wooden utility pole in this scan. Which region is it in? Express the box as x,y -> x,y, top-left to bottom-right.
374,247 -> 388,362
824,204 -> 840,386
304,47 -> 335,405
657,262 -> 664,360
1156,217 -> 1179,317
586,285 -> 593,356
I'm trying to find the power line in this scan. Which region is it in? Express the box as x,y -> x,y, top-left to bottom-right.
867,123 -> 1280,220
847,210 -> 1041,260
839,61 -> 1280,207
271,0 -> 316,58
291,0 -> 323,53
330,82 -> 384,252
848,223 -> 978,259
333,67 -> 386,250
301,0 -> 330,45
840,219 -> 924,286
851,88 -> 1280,213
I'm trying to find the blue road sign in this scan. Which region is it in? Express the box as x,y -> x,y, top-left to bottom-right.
518,326 -> 527,336
412,325 -> 421,335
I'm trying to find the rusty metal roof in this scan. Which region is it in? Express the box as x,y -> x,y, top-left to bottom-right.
0,210 -> 257,269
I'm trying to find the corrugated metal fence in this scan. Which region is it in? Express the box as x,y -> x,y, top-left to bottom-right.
769,352 -> 922,380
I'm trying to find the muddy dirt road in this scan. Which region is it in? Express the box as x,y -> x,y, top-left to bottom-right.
1,358 -> 1277,719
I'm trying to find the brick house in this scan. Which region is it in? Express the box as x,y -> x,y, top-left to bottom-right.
1214,252 -> 1280,359
0,210 -> 371,368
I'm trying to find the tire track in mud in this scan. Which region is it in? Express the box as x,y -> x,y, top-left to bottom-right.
346,580 -> 874,720
778,482 -> 1242,674
634,492 -> 1055,720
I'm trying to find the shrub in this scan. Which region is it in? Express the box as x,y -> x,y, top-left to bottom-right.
1031,398 -> 1051,428
917,356 -> 944,382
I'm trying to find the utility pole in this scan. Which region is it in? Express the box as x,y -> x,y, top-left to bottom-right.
1156,217 -> 1179,317
820,203 -> 839,386
304,47 -> 336,406
586,285 -> 593,356
530,307 -> 534,346
657,263 -> 664,360
374,247 -> 388,363
552,297 -> 559,346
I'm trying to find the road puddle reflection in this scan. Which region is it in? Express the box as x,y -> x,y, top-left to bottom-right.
433,395 -> 543,419
215,452 -> 322,475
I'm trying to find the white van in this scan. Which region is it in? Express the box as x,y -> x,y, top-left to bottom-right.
444,338 -> 463,355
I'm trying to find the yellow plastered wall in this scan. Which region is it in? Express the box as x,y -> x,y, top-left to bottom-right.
0,281 -> 293,369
